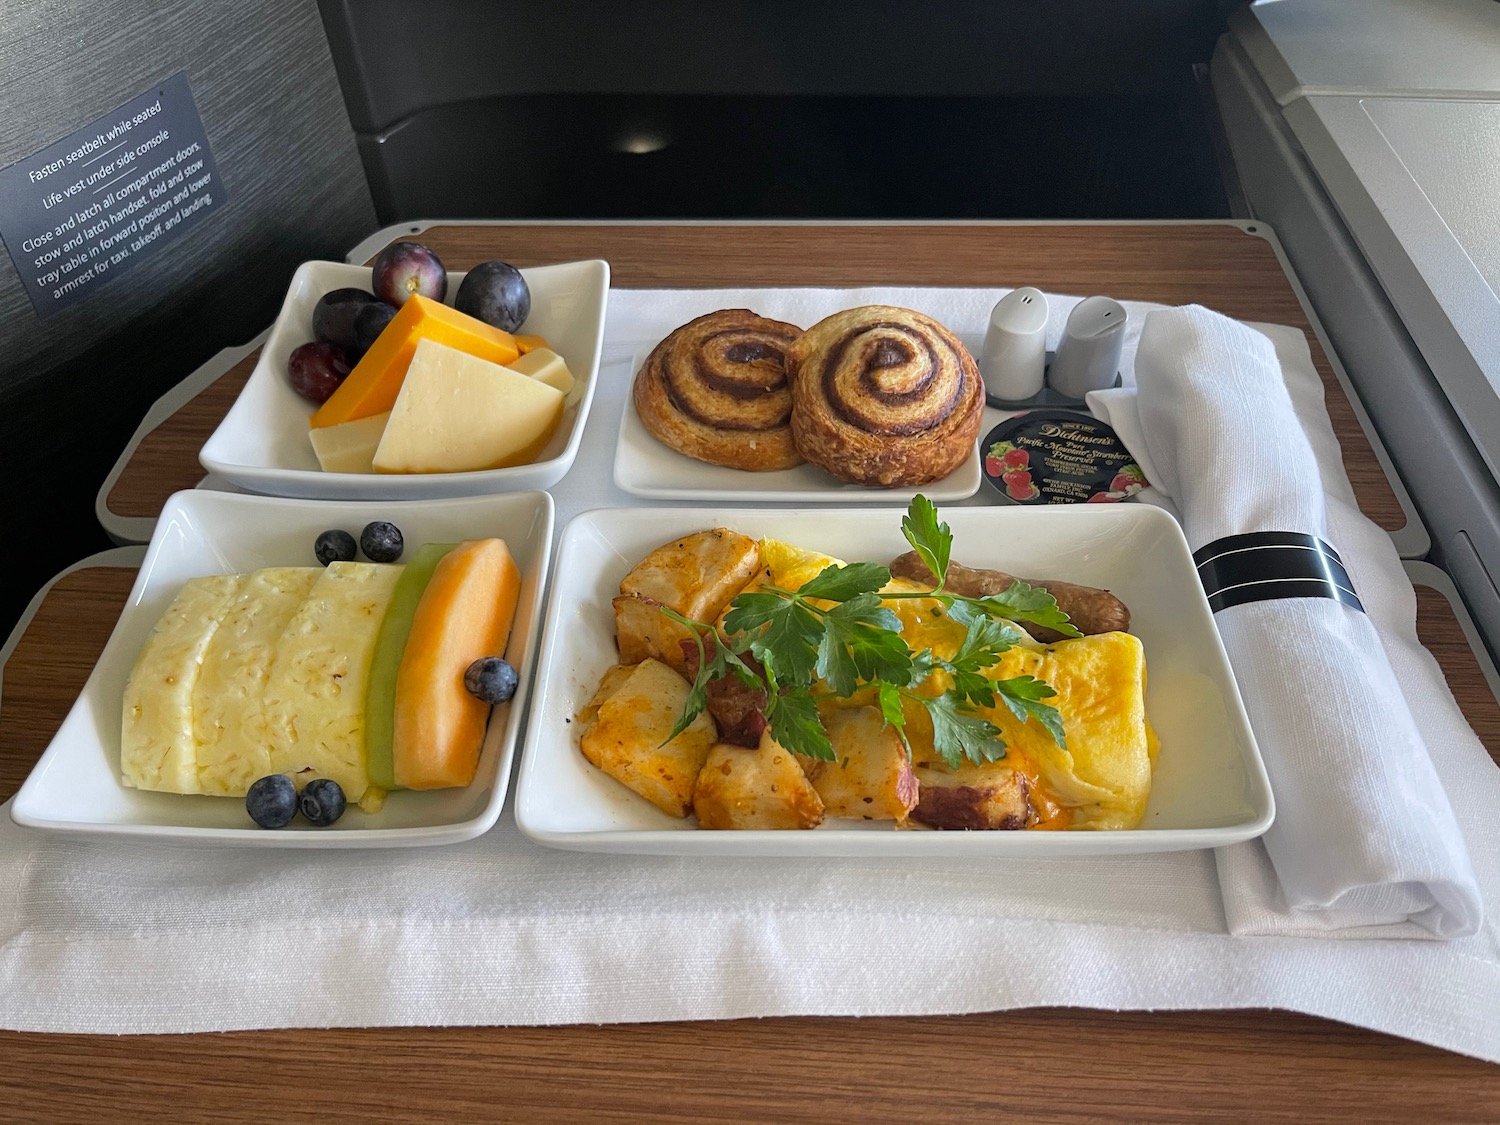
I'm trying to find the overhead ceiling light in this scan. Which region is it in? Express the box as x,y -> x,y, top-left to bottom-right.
615,130 -> 671,155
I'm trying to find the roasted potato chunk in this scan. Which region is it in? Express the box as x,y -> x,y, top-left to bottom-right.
576,663 -> 639,726
798,704 -> 917,823
615,529 -> 761,674
613,594 -> 694,674
580,658 -> 717,817
620,528 -> 761,619
693,731 -> 824,830
911,759 -> 1031,830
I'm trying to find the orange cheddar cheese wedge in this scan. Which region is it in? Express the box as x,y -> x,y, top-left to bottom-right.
310,296 -> 520,429
513,333 -> 550,355
391,538 -> 521,789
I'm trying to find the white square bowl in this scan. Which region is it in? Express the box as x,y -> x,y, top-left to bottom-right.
200,258 -> 609,499
11,489 -> 554,846
515,503 -> 1273,856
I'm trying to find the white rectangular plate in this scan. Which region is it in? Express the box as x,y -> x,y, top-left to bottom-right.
614,344 -> 981,503
200,258 -> 608,499
515,503 -> 1273,856
11,489 -> 555,847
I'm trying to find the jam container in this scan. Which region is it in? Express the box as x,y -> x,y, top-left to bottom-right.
981,410 -> 1148,505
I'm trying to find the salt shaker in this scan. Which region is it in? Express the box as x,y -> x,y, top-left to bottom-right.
978,287 -> 1048,404
1048,296 -> 1126,400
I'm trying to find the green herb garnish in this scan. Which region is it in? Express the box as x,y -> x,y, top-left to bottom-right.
669,496 -> 1076,769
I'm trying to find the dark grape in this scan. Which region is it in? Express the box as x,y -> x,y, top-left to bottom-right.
454,260 -> 531,333
371,241 -> 447,307
352,300 -> 398,355
312,287 -> 380,355
287,341 -> 351,405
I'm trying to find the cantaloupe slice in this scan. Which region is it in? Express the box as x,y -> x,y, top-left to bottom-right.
365,542 -> 455,790
392,538 -> 522,789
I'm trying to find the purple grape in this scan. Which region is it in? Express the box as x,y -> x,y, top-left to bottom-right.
288,341 -> 351,404
312,287 -> 380,355
371,241 -> 447,307
352,300 -> 399,355
454,260 -> 531,333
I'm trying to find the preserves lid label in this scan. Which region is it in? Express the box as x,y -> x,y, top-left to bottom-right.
981,409 -> 1148,505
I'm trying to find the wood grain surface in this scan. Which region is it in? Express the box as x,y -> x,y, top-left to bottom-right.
106,222 -> 1405,532
2,563 -> 1498,1120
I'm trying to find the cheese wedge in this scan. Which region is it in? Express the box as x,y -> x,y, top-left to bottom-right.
121,574 -> 244,793
308,411 -> 390,474
260,560 -> 403,809
372,338 -> 565,474
506,348 -> 574,397
191,566 -> 320,797
309,295 -> 519,428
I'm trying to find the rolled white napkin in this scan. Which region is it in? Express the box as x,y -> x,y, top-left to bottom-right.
1113,305 -> 1481,939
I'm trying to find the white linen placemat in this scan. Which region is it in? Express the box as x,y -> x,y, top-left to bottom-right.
3,286 -> 1499,1062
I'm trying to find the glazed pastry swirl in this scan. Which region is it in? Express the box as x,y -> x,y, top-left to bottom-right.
632,309 -> 804,471
786,305 -> 983,486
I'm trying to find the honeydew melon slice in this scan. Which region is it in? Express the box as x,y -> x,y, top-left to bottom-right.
364,542 -> 456,790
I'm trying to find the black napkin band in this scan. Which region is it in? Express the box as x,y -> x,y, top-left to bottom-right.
1194,532 -> 1364,615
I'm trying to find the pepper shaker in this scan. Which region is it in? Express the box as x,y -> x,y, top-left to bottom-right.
1048,296 -> 1126,400
979,287 -> 1048,405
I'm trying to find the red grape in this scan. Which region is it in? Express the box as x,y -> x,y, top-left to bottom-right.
288,341 -> 351,404
371,241 -> 447,306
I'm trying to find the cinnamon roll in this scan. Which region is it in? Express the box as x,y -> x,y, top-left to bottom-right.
786,305 -> 983,486
632,309 -> 804,471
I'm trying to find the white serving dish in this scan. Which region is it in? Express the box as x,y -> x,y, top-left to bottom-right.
11,489 -> 555,847
613,349 -> 982,503
200,258 -> 609,499
515,503 -> 1273,856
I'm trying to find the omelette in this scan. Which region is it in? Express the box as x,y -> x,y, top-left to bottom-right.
764,542 -> 1157,831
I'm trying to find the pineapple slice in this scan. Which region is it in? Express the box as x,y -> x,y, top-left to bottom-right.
260,561 -> 403,810
121,575 -> 245,793
192,567 -> 320,797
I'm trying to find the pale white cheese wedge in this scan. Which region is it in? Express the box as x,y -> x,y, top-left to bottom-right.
260,560 -> 403,808
121,574 -> 244,793
191,566 -> 320,797
506,347 -> 575,398
308,411 -> 390,474
372,338 -> 564,473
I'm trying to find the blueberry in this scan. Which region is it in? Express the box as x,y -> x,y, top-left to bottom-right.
464,656 -> 518,704
298,778 -> 347,827
360,520 -> 404,562
246,774 -> 298,829
315,529 -> 357,566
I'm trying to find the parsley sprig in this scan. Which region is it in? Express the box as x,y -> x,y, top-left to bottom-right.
666,496 -> 1079,769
